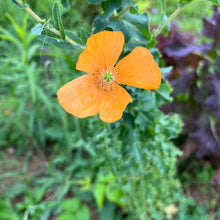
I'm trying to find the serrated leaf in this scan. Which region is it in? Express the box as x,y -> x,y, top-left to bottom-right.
155,82 -> 173,106
53,1 -> 65,39
93,16 -> 147,43
37,35 -> 79,50
123,11 -> 151,40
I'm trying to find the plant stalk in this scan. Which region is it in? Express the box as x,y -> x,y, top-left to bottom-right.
155,5 -> 186,36
14,0 -> 84,47
112,0 -> 140,20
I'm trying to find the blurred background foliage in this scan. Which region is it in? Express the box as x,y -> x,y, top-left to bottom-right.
0,0 -> 220,219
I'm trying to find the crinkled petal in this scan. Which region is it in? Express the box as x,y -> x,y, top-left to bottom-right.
99,84 -> 133,123
57,75 -> 103,118
115,47 -> 161,89
76,31 -> 124,75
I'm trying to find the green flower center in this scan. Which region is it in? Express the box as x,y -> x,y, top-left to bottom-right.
104,72 -> 114,82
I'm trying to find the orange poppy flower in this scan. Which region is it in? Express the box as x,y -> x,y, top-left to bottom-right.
57,31 -> 161,123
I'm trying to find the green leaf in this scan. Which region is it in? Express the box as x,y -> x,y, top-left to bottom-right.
76,205 -> 90,220
0,199 -> 18,220
101,0 -> 122,18
37,34 -> 79,50
0,26 -> 20,44
156,115 -> 183,139
36,86 -> 53,113
6,13 -> 24,40
0,171 -> 22,180
123,11 -> 151,40
161,66 -> 173,79
61,198 -> 81,212
93,17 -> 147,43
57,212 -> 76,220
27,62 -> 37,102
147,35 -> 157,48
35,188 -> 46,203
66,31 -> 82,44
11,0 -> 23,8
80,29 -> 90,45
92,0 -> 152,43
155,82 -> 173,106
53,1 -> 65,39
106,187 -> 123,206
149,49 -> 161,64
94,183 -> 106,209
32,23 -> 44,36
159,0 -> 165,12
3,183 -> 27,199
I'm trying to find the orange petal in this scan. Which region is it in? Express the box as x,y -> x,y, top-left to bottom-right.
99,84 -> 133,123
57,75 -> 103,118
76,31 -> 124,75
115,47 -> 161,89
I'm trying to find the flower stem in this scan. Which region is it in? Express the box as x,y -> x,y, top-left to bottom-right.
112,0 -> 140,20
14,0 -> 84,48
155,5 -> 186,36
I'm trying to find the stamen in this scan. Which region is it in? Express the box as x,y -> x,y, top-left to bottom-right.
95,65 -> 119,91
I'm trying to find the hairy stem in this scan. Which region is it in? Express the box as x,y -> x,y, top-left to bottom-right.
155,5 -> 186,36
14,0 -> 83,47
112,0 -> 139,20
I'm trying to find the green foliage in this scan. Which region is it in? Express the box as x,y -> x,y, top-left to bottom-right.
60,0 -> 74,8
93,1 -> 151,44
0,199 -> 19,220
176,197 -> 211,220
57,198 -> 90,220
53,1 -> 66,39
1,0 -> 220,219
179,0 -> 220,7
